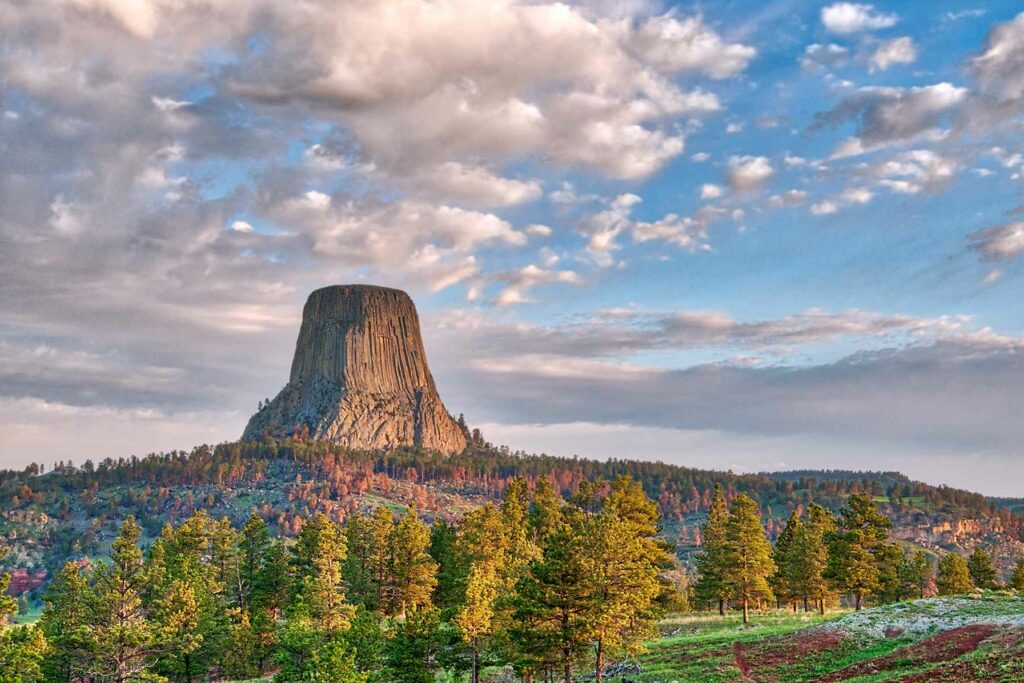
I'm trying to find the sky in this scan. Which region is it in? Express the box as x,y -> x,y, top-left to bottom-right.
2,1 -> 1024,495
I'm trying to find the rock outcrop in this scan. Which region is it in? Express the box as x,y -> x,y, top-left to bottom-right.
243,285 -> 467,455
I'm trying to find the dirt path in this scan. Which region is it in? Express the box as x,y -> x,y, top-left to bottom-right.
817,624 -> 999,682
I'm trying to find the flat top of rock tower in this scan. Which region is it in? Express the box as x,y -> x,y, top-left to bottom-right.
307,284 -> 410,299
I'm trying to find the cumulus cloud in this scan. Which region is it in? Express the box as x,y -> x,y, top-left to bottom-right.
490,264 -> 581,305
223,2 -> 749,180
801,43 -> 850,70
971,12 -> 1024,103
415,162 -> 543,207
813,83 -> 967,156
874,149 -> 958,194
727,155 -> 774,192
821,3 -> 898,35
700,183 -> 725,199
870,37 -> 916,71
579,194 -> 715,265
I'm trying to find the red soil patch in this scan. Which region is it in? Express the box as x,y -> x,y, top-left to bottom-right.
897,628 -> 1024,682
734,630 -> 847,680
817,624 -> 999,682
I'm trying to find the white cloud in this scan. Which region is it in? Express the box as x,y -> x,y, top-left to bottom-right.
579,193 -> 716,264
628,15 -> 756,78
969,221 -> 1024,262
870,37 -> 916,71
821,3 -> 898,34
815,83 -> 967,156
418,162 -> 542,207
972,12 -> 1024,102
727,155 -> 774,192
811,200 -> 838,215
874,149 -> 957,194
801,43 -> 850,70
700,183 -> 725,199
491,264 -> 581,305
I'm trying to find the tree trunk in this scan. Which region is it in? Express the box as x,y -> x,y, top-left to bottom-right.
471,638 -> 479,683
564,660 -> 573,683
742,598 -> 749,624
803,597 -> 809,612
855,592 -> 862,611
718,598 -> 725,616
819,595 -> 825,615
791,601 -> 797,613
595,639 -> 604,683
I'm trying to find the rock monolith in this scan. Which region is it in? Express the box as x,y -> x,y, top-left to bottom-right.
243,285 -> 467,454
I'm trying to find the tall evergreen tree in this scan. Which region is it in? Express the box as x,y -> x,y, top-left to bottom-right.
428,519 -> 467,614
825,494 -> 891,610
693,484 -> 730,615
38,562 -> 91,682
771,511 -> 801,610
723,494 -> 776,624
582,485 -> 667,683
89,516 -> 159,683
388,507 -> 438,618
936,553 -> 974,595
511,525 -> 591,683
342,513 -> 377,610
967,548 -> 998,589
789,503 -> 835,614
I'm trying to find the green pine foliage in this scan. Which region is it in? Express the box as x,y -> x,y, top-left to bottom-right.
936,553 -> 975,595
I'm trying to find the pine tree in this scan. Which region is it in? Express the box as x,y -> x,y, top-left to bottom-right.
511,525 -> 591,683
89,516 -> 159,683
342,513 -> 377,609
237,512 -> 273,609
368,507 -> 395,611
583,477 -> 671,683
38,561 -> 91,682
825,494 -> 891,610
456,562 -> 502,683
1009,558 -> 1024,591
936,553 -> 974,595
388,507 -> 438,618
292,512 -> 354,633
386,607 -> 444,683
428,519 -> 467,614
529,478 -> 564,546
693,484 -> 730,615
789,503 -> 834,614
967,548 -> 998,589
771,511 -> 801,610
723,494 -> 776,624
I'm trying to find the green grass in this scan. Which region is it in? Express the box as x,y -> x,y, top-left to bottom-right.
637,611 -> 839,682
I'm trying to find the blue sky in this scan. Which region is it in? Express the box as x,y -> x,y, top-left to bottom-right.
2,1 -> 1024,494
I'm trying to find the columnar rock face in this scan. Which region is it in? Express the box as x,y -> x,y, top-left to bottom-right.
243,285 -> 467,455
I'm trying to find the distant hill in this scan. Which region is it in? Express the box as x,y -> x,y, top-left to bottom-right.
1,439 -> 1022,600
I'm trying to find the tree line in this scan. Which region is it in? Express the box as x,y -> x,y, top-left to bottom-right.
691,487 -> 1024,622
1,476 -> 679,683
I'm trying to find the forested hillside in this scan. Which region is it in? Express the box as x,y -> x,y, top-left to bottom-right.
1,438 -> 1022,605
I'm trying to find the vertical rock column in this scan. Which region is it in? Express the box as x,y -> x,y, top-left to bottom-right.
243,285 -> 467,455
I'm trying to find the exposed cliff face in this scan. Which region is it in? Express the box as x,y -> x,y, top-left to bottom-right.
243,285 -> 467,455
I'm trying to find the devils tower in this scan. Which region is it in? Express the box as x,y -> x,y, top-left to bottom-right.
243,285 -> 467,454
